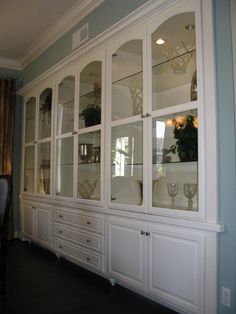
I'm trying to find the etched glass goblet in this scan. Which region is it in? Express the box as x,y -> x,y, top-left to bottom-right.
167,183 -> 179,208
183,183 -> 197,210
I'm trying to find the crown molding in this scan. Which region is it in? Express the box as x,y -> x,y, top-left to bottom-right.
19,0 -> 105,69
0,57 -> 22,70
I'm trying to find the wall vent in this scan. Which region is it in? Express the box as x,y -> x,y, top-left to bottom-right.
72,23 -> 89,50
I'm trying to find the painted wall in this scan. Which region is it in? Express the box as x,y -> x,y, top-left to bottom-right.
214,1 -> 236,313
0,67 -> 23,231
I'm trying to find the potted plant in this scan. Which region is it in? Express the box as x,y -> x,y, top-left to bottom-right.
166,115 -> 198,162
80,104 -> 101,127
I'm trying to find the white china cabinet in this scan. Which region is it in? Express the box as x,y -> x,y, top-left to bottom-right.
108,10 -> 199,216
22,84 -> 53,247
19,1 -> 221,313
54,54 -> 105,203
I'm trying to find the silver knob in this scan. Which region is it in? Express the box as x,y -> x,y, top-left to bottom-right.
145,113 -> 151,118
140,230 -> 145,235
145,232 -> 150,236
140,114 -> 145,119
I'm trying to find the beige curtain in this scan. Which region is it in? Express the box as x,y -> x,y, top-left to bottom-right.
0,78 -> 15,238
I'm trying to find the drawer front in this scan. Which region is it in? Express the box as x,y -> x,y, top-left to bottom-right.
54,209 -> 103,233
55,239 -> 102,270
54,224 -> 104,253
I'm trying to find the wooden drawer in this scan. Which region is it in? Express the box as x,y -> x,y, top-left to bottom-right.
54,209 -> 104,234
55,239 -> 103,271
54,224 -> 104,253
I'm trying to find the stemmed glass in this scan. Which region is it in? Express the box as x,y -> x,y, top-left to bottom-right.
183,183 -> 197,210
167,183 -> 179,208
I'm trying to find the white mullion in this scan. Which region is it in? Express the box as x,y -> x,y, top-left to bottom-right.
145,20 -> 155,213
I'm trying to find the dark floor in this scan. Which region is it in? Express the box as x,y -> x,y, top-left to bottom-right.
0,240 -> 179,314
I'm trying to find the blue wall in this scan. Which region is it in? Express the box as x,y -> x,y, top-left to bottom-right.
214,1 -> 236,313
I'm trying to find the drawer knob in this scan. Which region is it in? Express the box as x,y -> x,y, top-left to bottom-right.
59,230 -> 63,234
86,221 -> 91,225
86,239 -> 90,243
59,214 -> 63,218
59,245 -> 63,249
86,257 -> 91,261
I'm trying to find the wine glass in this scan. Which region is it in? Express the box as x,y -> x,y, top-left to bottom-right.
183,183 -> 197,210
167,183 -> 179,208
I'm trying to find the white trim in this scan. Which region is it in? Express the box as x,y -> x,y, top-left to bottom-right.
19,0 -> 105,68
0,57 -> 22,70
201,0 -> 218,222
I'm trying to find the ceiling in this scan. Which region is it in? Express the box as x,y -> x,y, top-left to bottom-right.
0,0 -> 104,70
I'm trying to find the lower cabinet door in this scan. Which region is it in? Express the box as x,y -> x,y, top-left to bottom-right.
36,207 -> 51,247
108,217 -> 146,289
147,224 -> 205,314
23,204 -> 34,237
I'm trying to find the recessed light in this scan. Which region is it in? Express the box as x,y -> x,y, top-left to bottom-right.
155,38 -> 166,45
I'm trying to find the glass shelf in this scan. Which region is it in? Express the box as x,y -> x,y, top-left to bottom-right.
112,71 -> 142,87
80,87 -> 101,100
152,49 -> 196,71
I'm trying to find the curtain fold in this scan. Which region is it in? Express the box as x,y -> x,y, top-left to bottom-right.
0,78 -> 15,239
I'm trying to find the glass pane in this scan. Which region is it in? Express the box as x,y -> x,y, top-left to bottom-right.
112,40 -> 143,120
56,137 -> 74,197
24,146 -> 35,193
39,88 -> 52,139
79,61 -> 101,128
152,13 -> 197,110
111,122 -> 143,205
57,76 -> 75,135
25,97 -> 36,143
37,142 -> 51,195
152,110 -> 198,211
78,131 -> 101,200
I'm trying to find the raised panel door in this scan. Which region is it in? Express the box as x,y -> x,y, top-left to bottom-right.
108,217 -> 145,289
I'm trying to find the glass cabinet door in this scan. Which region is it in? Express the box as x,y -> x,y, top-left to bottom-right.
151,12 -> 199,212
110,38 -> 144,207
78,131 -> 101,200
37,87 -> 52,195
112,40 -> 143,120
23,97 -> 36,193
57,76 -> 75,135
152,110 -> 198,211
39,88 -> 52,139
56,76 -> 75,198
37,142 -> 51,195
77,60 -> 103,202
24,145 -> 35,193
25,97 -> 36,143
56,137 -> 74,197
111,122 -> 143,206
152,12 -> 196,110
79,61 -> 101,129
